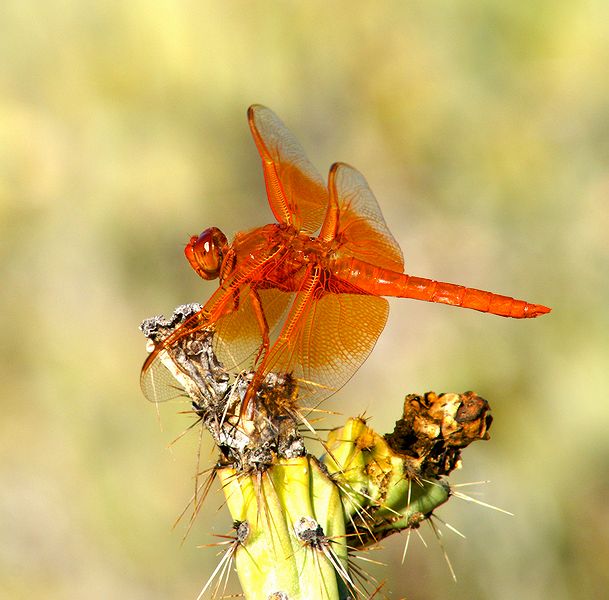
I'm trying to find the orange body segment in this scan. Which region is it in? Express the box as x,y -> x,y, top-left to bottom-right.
392,274 -> 550,318
332,258 -> 550,319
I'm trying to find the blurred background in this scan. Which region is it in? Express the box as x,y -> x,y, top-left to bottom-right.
1,1 -> 608,598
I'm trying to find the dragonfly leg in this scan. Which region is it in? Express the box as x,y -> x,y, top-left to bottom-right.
250,289 -> 270,365
240,268 -> 321,420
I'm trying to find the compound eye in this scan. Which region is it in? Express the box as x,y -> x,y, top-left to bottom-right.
184,227 -> 228,280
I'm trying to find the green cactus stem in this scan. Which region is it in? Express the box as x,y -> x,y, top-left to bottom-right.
218,457 -> 349,600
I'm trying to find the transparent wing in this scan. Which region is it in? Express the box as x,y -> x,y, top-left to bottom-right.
213,286 -> 293,372
331,162 -> 404,272
248,105 -> 328,234
140,309 -> 212,403
141,349 -> 191,404
260,281 -> 389,409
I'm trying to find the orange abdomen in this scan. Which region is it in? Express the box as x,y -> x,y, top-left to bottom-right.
332,257 -> 551,319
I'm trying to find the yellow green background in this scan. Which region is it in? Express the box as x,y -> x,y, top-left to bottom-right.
2,1 -> 608,598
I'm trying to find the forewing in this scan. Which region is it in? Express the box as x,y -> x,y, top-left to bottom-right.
261,288 -> 389,409
248,105 -> 328,234
332,162 -> 404,272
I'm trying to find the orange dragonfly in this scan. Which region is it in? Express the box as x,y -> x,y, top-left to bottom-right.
141,105 -> 550,413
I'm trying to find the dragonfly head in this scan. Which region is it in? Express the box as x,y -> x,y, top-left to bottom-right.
185,227 -> 228,280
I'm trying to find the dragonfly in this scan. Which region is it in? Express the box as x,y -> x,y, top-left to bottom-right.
141,105 -> 550,414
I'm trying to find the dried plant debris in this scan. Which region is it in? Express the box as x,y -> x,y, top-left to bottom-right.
385,391 -> 492,478
140,305 -> 306,471
140,303 -> 204,342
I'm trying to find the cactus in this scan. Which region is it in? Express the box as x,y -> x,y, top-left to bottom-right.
141,306 -> 492,599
